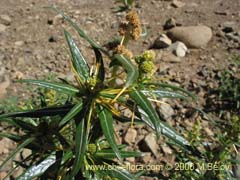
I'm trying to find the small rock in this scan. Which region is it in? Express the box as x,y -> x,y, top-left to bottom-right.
161,51 -> 181,62
167,26 -> 212,48
48,35 -> 58,42
0,14 -> 12,25
158,103 -> 174,120
171,0 -> 185,8
204,127 -> 214,136
0,24 -> 7,33
153,34 -> 172,49
168,41 -> 188,57
225,32 -> 240,43
221,21 -> 236,33
141,152 -> 152,163
143,133 -> 158,157
52,14 -> 63,25
13,71 -> 24,79
14,41 -> 25,46
124,128 -> 137,144
0,76 -> 10,99
163,18 -> 177,30
162,145 -> 173,154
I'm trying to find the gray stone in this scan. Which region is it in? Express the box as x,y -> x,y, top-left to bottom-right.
153,34 -> 172,49
124,128 -> 137,144
171,0 -> 185,8
0,14 -> 12,25
158,103 -> 174,120
167,26 -> 212,48
161,51 -> 181,63
168,41 -> 188,57
144,133 -> 158,157
0,24 -> 7,33
163,18 -> 177,30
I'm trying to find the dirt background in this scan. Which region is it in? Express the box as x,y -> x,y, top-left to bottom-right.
0,0 -> 240,179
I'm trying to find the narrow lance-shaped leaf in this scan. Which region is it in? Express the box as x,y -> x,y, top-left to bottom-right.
59,101 -> 83,127
96,105 -> 122,161
104,168 -> 136,180
141,89 -> 189,100
64,30 -> 90,83
93,47 -> 105,82
50,7 -> 101,50
0,105 -> 74,119
0,137 -> 35,170
129,88 -> 160,137
138,107 -> 190,148
113,54 -> 138,87
70,117 -> 87,177
0,133 -> 21,142
144,82 -> 196,100
95,149 -> 142,160
18,79 -> 80,96
17,154 -> 56,180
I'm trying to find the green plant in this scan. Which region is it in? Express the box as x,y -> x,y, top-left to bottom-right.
0,8 -> 198,179
113,0 -> 135,12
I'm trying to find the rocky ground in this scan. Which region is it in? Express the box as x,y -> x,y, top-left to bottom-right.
0,0 -> 240,179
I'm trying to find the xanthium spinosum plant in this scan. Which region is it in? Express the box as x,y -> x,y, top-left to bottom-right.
0,7 -> 200,180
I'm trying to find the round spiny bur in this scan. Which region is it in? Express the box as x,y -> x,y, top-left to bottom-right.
88,143 -> 97,155
142,50 -> 156,61
115,45 -> 133,59
140,60 -> 154,73
126,11 -> 139,25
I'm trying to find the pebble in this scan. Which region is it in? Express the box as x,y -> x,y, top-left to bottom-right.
158,103 -> 174,120
0,14 -> 12,25
143,133 -> 158,157
153,34 -> 172,49
163,18 -> 177,30
171,0 -> 185,8
221,21 -> 236,33
14,41 -> 25,46
124,128 -> 137,145
225,32 -> 240,43
168,41 -> 188,57
167,26 -> 212,48
161,51 -> 181,62
0,24 -> 7,33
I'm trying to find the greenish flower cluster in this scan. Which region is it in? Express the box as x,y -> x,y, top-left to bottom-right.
135,50 -> 156,74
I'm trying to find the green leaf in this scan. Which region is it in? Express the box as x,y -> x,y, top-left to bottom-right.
17,154 -> 56,180
129,88 -> 160,137
105,168 -> 136,180
0,105 -> 73,119
0,133 -> 21,142
93,47 -> 105,82
95,149 -> 142,159
50,7 -> 101,50
0,137 -> 35,170
141,89 -> 189,100
96,105 -> 122,161
70,118 -> 87,177
64,30 -> 90,83
59,101 -> 83,126
113,54 -> 138,87
18,79 -> 80,96
144,82 -> 196,100
138,107 -> 190,148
